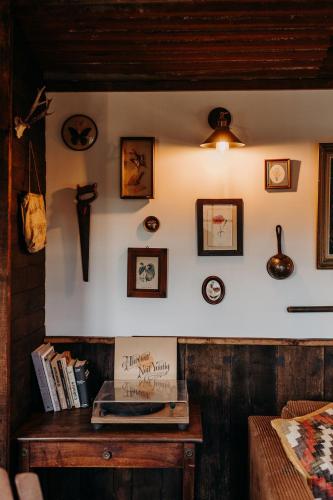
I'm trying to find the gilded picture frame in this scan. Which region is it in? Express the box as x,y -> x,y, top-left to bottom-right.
120,137 -> 154,199
317,144 -> 333,268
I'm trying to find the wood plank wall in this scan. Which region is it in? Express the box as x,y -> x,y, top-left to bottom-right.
37,339 -> 333,500
10,27 -> 46,435
0,0 -> 13,469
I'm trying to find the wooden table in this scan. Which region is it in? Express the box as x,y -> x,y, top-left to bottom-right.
16,403 -> 203,500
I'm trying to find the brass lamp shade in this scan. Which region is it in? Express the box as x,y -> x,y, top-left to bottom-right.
200,107 -> 245,149
200,127 -> 245,148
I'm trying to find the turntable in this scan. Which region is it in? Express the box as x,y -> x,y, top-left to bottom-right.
91,379 -> 189,430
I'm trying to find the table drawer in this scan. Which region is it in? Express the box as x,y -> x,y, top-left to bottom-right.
28,441 -> 184,468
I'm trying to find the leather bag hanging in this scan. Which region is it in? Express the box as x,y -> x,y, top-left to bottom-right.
21,141 -> 47,253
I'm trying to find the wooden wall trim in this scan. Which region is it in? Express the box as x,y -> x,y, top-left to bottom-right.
0,0 -> 12,469
45,336 -> 333,347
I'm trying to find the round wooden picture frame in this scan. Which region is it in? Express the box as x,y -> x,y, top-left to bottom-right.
143,216 -> 160,233
61,114 -> 98,151
202,276 -> 225,305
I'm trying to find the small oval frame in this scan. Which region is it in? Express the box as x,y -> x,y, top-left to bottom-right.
201,276 -> 225,305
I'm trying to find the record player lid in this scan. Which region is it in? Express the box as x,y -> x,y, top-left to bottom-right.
94,379 -> 188,404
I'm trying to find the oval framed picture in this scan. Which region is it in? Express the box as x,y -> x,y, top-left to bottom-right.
202,276 -> 225,305
61,114 -> 98,151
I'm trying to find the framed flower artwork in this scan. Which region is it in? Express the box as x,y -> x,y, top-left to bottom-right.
120,137 -> 154,199
197,199 -> 244,256
265,159 -> 291,190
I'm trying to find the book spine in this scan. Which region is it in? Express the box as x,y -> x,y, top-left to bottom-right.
74,364 -> 90,408
31,351 -> 53,412
57,359 -> 71,408
42,354 -> 60,412
51,360 -> 67,410
67,364 -> 80,408
62,359 -> 74,408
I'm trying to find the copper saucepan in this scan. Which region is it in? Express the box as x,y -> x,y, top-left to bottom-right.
266,225 -> 294,280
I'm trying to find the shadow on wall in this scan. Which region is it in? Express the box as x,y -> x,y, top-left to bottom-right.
48,187 -> 77,295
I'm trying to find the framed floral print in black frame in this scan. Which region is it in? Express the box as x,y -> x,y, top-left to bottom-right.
197,199 -> 244,256
317,144 -> 333,268
127,247 -> 167,298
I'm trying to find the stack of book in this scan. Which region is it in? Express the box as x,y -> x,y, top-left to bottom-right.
31,343 -> 90,412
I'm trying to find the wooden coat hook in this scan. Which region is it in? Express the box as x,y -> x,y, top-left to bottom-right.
76,183 -> 98,282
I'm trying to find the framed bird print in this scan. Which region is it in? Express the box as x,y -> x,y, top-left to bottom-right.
127,247 -> 167,298
61,114 -> 98,151
202,276 -> 225,305
120,137 -> 154,199
197,199 -> 244,256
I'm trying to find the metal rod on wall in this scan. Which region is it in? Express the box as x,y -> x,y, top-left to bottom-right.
287,306 -> 333,313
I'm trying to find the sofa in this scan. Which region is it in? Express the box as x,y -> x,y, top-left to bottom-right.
248,400 -> 329,500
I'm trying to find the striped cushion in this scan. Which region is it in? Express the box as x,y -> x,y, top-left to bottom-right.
272,403 -> 333,500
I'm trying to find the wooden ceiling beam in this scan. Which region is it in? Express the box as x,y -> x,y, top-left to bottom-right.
16,15 -> 333,31
13,1 -> 333,18
36,51 -> 325,64
44,75 -> 333,92
28,40 -> 329,52
40,63 -> 322,77
23,29 -> 332,44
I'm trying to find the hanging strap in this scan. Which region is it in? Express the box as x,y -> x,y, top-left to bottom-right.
28,140 -> 41,194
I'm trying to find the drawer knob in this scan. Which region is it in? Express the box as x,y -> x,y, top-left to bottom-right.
102,450 -> 112,460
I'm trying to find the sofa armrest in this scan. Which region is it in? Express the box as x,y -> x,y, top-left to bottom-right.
248,416 -> 313,500
281,400 -> 329,419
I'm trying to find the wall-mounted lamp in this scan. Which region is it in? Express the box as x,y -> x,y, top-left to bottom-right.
200,107 -> 245,151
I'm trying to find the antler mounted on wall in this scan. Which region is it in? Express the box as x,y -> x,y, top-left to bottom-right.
14,86 -> 53,139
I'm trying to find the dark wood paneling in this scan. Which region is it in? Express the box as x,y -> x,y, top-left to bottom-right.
12,0 -> 333,90
0,0 -> 12,469
37,340 -> 329,500
10,24 -> 46,436
276,346 -> 324,413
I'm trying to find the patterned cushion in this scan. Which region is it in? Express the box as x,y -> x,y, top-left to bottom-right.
272,403 -> 333,500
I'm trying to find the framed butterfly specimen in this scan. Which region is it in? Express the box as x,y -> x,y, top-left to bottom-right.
61,114 -> 98,151
120,137 -> 154,199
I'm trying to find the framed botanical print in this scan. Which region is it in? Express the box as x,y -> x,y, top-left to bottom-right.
265,159 -> 291,189
197,199 -> 243,256
317,144 -> 333,268
120,137 -> 154,199
127,248 -> 167,298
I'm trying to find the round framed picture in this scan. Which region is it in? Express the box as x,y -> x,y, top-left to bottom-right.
202,276 -> 225,305
143,216 -> 160,233
61,114 -> 98,151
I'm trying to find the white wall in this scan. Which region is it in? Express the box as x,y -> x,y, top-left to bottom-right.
46,90 -> 333,338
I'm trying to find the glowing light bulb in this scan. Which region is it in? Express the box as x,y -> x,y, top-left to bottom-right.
216,141 -> 230,152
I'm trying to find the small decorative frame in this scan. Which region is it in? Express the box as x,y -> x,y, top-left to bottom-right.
143,215 -> 160,233
121,137 -> 154,199
265,159 -> 291,189
127,247 -> 167,298
61,114 -> 98,151
197,199 -> 243,256
317,144 -> 333,268
202,276 -> 225,305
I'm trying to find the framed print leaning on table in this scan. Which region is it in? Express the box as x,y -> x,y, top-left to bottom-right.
197,199 -> 244,256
